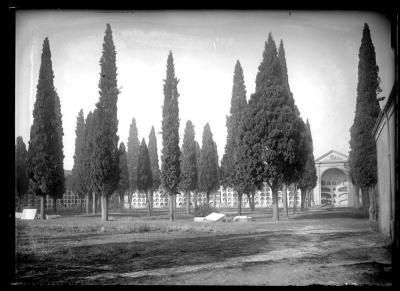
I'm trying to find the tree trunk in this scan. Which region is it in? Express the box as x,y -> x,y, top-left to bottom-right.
53,198 -> 57,214
39,196 -> 45,219
238,192 -> 242,215
300,187 -> 306,211
150,190 -> 154,214
353,185 -> 360,209
206,192 -> 210,204
251,193 -> 255,211
293,186 -> 297,214
272,184 -> 279,221
80,198 -> 83,213
85,193 -> 90,215
169,194 -> 174,221
307,189 -> 312,207
128,192 -> 133,209
361,187 -> 369,218
194,191 -> 198,209
187,191 -> 191,215
145,191 -> 151,217
92,192 -> 96,215
369,185 -> 378,222
214,191 -> 216,208
101,194 -> 108,221
282,184 -> 288,218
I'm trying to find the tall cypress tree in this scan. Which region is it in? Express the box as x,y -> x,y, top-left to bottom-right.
127,118 -> 140,209
71,109 -> 86,213
199,123 -> 219,204
53,92 -> 65,214
148,126 -> 161,206
297,119 -> 317,211
16,136 -> 29,211
161,51 -> 181,221
278,39 -> 308,217
180,120 -> 198,214
137,138 -> 153,216
26,37 -> 61,220
349,23 -> 381,220
92,24 -> 120,221
117,142 -> 129,209
220,60 -> 247,190
83,111 -> 95,214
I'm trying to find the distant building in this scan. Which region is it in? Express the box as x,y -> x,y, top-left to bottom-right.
313,150 -> 357,207
372,86 -> 395,239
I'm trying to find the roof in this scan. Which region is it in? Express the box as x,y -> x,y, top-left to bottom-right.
315,150 -> 349,163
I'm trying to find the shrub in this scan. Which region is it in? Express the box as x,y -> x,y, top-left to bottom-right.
194,202 -> 217,217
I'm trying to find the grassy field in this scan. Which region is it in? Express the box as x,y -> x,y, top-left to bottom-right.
14,207 -> 392,285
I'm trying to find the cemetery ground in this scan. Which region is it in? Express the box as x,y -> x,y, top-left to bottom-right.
15,206 -> 392,285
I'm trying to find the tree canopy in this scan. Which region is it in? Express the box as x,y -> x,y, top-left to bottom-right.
127,118 -> 140,194
161,51 -> 181,196
148,126 -> 161,191
349,23 -> 381,188
180,120 -> 198,192
199,123 -> 219,196
137,138 -> 153,193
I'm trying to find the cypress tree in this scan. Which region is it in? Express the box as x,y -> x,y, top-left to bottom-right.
53,92 -> 65,214
16,136 -> 29,211
137,138 -> 153,216
349,23 -> 381,220
127,118 -> 140,209
83,111 -> 96,214
71,109 -> 86,213
278,40 -> 308,217
220,61 -> 247,190
161,51 -> 181,221
26,37 -> 61,220
148,126 -> 161,213
199,123 -> 219,204
117,142 -> 129,209
194,141 -> 201,208
92,24 -> 120,221
297,119 -> 317,211
180,120 -> 198,214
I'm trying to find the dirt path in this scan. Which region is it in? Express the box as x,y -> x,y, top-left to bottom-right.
15,208 -> 392,285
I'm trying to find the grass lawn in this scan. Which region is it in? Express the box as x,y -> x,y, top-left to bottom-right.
14,207 -> 392,285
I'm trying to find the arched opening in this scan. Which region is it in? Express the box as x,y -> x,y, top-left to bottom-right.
321,168 -> 348,207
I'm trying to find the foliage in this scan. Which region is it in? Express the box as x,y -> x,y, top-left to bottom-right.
198,123 -> 219,195
349,23 -> 381,188
161,51 -> 181,196
26,37 -> 62,199
137,139 -> 153,192
16,136 -> 29,200
53,92 -> 66,199
220,60 -> 247,190
127,118 -> 140,193
83,111 -> 95,195
194,202 -> 218,217
71,109 -> 86,198
180,120 -> 198,192
91,24 -> 120,198
148,126 -> 161,190
297,119 -> 317,190
117,142 -> 130,195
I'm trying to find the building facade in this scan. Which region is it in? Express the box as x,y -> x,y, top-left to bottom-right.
372,87 -> 395,239
313,150 -> 356,207
124,182 -> 302,209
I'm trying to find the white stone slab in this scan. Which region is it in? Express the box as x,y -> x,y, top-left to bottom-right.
194,217 -> 206,222
233,215 -> 253,222
15,212 -> 23,219
21,209 -> 37,220
46,214 -> 61,220
205,212 -> 226,222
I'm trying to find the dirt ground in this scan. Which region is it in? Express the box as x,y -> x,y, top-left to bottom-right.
14,207 -> 392,285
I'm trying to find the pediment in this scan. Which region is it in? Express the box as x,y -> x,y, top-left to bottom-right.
315,150 -> 348,163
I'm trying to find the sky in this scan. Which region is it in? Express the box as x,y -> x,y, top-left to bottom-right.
15,10 -> 394,171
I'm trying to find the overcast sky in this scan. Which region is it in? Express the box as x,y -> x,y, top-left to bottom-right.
15,10 -> 394,171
